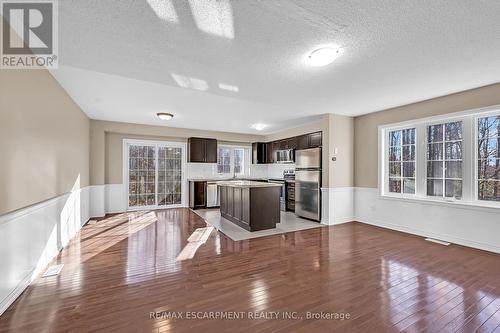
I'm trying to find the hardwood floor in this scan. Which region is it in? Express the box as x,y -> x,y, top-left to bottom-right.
1,208 -> 500,332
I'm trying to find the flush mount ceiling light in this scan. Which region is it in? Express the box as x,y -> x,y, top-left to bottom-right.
306,47 -> 341,67
157,112 -> 174,120
251,123 -> 267,131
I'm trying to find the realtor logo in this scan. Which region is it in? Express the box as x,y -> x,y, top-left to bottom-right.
1,0 -> 58,68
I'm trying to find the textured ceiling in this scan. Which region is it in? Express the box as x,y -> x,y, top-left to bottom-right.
50,0 -> 500,134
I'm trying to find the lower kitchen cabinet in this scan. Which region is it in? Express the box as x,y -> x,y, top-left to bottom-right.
189,181 -> 206,209
219,185 -> 279,231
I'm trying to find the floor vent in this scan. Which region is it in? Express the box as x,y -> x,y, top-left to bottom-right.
425,238 -> 451,246
87,220 -> 98,225
42,264 -> 64,277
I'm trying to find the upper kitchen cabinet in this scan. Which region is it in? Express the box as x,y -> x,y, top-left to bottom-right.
309,132 -> 322,148
280,137 -> 297,150
187,137 -> 218,163
265,142 -> 274,163
205,138 -> 218,163
297,132 -> 322,149
252,142 -> 267,164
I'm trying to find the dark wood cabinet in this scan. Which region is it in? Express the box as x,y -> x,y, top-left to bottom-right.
279,137 -> 297,150
252,142 -> 266,164
205,139 -> 218,163
189,181 -> 207,209
297,134 -> 310,150
252,131 -> 322,164
188,138 -> 205,162
297,132 -> 322,150
309,131 -> 322,148
187,137 -> 217,163
287,137 -> 298,150
266,142 -> 274,163
219,184 -> 279,231
272,141 -> 280,152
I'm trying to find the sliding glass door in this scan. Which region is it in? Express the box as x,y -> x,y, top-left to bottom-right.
125,140 -> 185,210
157,147 -> 182,205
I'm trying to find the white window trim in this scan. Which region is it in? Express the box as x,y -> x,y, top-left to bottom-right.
378,104 -> 500,210
217,144 -> 251,177
122,139 -> 187,211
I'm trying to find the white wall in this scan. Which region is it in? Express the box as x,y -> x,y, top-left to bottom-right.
319,186 -> 500,254
354,187 -> 500,254
321,187 -> 355,225
0,187 -> 90,315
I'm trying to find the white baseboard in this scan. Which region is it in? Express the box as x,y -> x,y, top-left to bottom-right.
0,187 -> 90,316
354,187 -> 500,254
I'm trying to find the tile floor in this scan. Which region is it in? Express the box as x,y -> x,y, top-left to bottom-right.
193,208 -> 324,241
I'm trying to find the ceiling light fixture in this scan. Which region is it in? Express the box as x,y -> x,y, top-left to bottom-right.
306,47 -> 341,67
157,112 -> 174,120
251,123 -> 267,131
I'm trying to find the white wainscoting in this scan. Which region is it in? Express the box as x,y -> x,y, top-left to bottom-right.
354,187 -> 500,254
89,185 -> 105,218
93,183 -> 189,216
321,187 -> 355,225
89,184 -> 127,217
105,184 -> 127,214
0,187 -> 90,316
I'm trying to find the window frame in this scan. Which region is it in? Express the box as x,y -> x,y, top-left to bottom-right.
379,105 -> 500,209
423,119 -> 469,200
216,144 -> 250,177
122,139 -> 187,211
384,126 -> 417,197
473,110 -> 500,203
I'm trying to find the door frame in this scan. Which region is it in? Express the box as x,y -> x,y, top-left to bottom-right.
123,139 -> 188,211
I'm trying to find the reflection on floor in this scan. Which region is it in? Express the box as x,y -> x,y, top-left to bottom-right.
2,208 -> 500,332
194,208 -> 324,241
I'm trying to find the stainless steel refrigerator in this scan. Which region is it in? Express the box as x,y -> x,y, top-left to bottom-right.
295,148 -> 321,221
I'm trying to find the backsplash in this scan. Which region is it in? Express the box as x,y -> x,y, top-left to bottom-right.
267,164 -> 295,179
186,163 -> 293,180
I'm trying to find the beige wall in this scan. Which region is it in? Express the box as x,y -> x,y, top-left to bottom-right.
354,82 -> 500,188
91,120 -> 265,185
93,117 -> 349,188
0,69 -> 90,215
329,115 -> 354,187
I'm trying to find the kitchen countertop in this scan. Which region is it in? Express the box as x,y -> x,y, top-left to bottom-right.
216,180 -> 283,188
188,177 -> 279,182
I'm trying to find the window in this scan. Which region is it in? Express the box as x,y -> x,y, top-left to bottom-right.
477,115 -> 500,201
388,128 -> 416,194
125,140 -> 185,209
426,121 -> 463,198
217,147 -> 231,174
128,145 -> 156,207
157,147 -> 183,205
380,107 -> 500,208
217,146 -> 249,176
233,148 -> 244,175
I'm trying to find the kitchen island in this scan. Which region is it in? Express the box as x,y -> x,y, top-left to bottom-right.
217,181 -> 282,231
